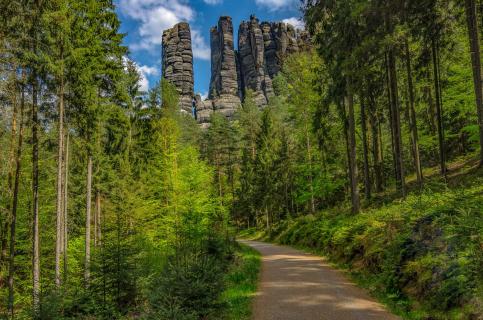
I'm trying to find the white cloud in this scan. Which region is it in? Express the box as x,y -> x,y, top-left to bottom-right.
138,64 -> 159,91
118,0 -> 210,60
138,65 -> 159,77
191,30 -> 211,60
139,75 -> 150,92
255,0 -> 297,11
282,17 -> 305,30
200,92 -> 208,100
203,0 -> 222,4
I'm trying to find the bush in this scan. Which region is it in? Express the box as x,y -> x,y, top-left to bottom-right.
147,246 -> 228,319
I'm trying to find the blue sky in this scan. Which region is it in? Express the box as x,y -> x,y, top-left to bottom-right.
115,0 -> 304,97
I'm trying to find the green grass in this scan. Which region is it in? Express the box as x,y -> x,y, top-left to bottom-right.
219,243 -> 261,320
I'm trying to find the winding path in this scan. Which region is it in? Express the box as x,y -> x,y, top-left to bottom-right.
240,240 -> 400,320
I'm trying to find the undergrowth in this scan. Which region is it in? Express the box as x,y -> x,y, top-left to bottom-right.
218,243 -> 261,320
241,177 -> 483,320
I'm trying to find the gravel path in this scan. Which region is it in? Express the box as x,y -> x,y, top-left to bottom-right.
240,240 -> 400,320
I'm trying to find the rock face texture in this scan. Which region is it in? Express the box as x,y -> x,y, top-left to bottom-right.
162,22 -> 194,113
238,15 -> 274,106
161,16 -> 310,124
262,22 -> 301,78
194,94 -> 213,129
209,16 -> 242,118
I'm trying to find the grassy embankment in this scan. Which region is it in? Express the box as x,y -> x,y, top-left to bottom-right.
240,157 -> 483,320
219,243 -> 261,320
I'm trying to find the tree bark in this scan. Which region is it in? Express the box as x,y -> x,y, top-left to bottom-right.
63,133 -> 69,283
96,192 -> 101,247
404,39 -> 423,188
7,76 -> 25,319
32,73 -> 41,317
360,95 -> 371,199
385,54 -> 398,184
465,0 -> 483,167
304,124 -> 316,213
85,155 -> 92,285
345,94 -> 360,214
1,74 -> 19,278
387,48 -> 406,196
431,40 -> 447,176
368,95 -> 383,193
55,72 -> 65,288
94,191 -> 102,247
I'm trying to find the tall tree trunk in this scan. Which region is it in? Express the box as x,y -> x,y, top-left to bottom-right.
404,39 -> 423,188
378,120 -> 385,187
465,0 -> 483,167
360,94 -> 371,199
385,54 -> 398,183
387,48 -> 406,196
7,78 -> 25,319
431,40 -> 447,176
85,155 -> 92,285
304,124 -> 316,212
55,73 -> 65,288
94,191 -> 102,247
31,73 -> 41,317
1,75 -> 19,280
63,133 -> 69,283
96,192 -> 101,247
368,96 -> 383,193
345,94 -> 360,214
94,192 -> 98,248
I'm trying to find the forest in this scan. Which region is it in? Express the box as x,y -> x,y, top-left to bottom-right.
0,0 -> 482,319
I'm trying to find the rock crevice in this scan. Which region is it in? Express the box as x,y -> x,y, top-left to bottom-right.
209,16 -> 242,119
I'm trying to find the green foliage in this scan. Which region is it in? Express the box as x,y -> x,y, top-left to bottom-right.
219,243 -> 261,320
253,178 -> 483,319
147,250 -> 226,320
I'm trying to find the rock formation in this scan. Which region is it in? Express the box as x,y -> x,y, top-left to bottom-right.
194,94 -> 213,129
238,15 -> 274,106
209,16 -> 242,118
162,22 -> 194,113
161,16 -> 310,125
262,22 -> 301,78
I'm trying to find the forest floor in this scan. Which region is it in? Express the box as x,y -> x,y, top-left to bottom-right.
240,240 -> 400,320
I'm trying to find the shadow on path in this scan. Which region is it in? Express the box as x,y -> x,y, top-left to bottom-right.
240,240 -> 400,320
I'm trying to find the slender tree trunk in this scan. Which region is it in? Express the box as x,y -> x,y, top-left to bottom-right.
431,40 -> 447,176
360,95 -> 371,199
378,120 -> 385,188
368,97 -> 383,193
465,0 -> 483,167
31,73 -> 41,317
345,94 -> 360,214
85,156 -> 92,285
304,125 -> 316,213
96,192 -> 101,247
387,48 -> 406,196
385,54 -> 398,183
94,191 -> 101,247
1,75 -> 19,279
7,78 -> 25,319
55,74 -> 65,288
404,39 -> 423,187
94,192 -> 98,248
63,133 -> 69,283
